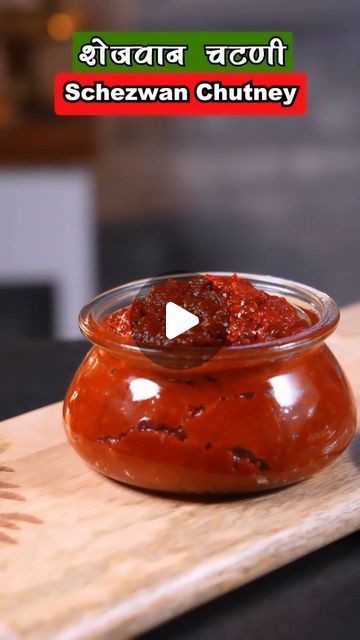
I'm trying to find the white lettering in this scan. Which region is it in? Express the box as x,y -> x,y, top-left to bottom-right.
281,86 -> 298,106
63,81 -> 189,103
64,82 -> 81,101
195,82 -> 213,101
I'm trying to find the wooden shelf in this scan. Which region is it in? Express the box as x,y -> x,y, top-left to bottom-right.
0,119 -> 96,166
0,10 -> 48,40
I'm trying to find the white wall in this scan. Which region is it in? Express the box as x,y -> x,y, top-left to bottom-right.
0,168 -> 97,338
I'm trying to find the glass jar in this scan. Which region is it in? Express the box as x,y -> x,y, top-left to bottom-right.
63,273 -> 356,494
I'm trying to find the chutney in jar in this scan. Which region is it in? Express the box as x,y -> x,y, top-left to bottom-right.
63,273 -> 356,494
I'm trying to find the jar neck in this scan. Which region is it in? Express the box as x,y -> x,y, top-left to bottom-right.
79,273 -> 339,370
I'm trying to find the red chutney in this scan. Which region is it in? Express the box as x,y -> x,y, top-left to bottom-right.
63,274 -> 356,494
104,274 -> 309,346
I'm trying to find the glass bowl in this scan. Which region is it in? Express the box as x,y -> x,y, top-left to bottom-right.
63,273 -> 356,494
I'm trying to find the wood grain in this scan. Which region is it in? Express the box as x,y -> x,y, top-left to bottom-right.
1,304 -> 359,640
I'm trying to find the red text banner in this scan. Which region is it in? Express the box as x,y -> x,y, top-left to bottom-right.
55,72 -> 307,116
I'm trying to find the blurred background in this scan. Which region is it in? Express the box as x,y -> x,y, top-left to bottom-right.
1,0 -> 359,340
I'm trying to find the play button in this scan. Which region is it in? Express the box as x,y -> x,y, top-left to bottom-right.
129,271 -> 229,370
165,302 -> 199,340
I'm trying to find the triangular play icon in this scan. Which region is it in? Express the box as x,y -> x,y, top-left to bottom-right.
165,302 -> 200,340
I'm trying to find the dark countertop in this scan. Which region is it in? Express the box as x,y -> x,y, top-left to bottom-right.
1,340 -> 359,640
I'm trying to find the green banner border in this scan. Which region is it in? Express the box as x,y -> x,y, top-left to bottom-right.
73,31 -> 294,73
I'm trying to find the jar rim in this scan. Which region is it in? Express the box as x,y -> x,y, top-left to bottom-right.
79,272 -> 339,364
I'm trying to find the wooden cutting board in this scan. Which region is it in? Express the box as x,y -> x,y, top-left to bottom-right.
1,304 -> 360,640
